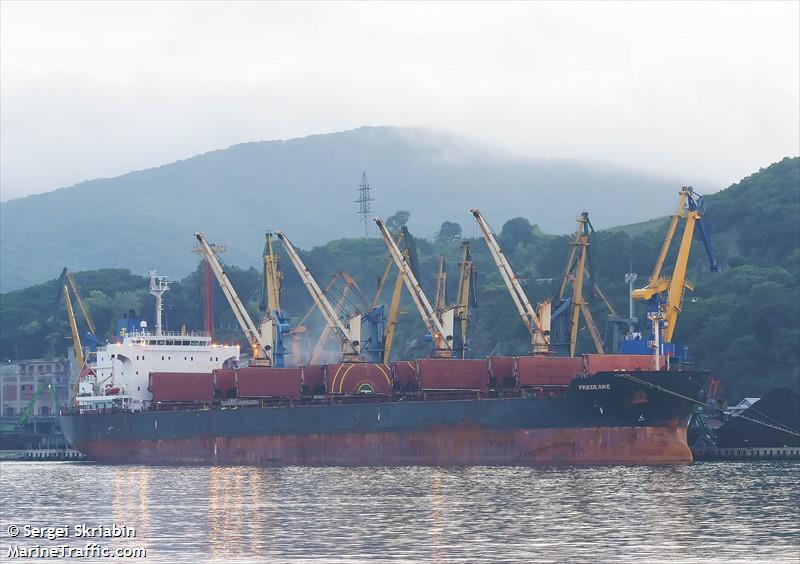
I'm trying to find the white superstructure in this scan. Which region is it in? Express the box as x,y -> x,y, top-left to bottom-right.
76,271 -> 240,411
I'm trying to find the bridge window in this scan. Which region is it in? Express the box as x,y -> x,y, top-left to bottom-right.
5,407 -> 14,417
40,406 -> 50,416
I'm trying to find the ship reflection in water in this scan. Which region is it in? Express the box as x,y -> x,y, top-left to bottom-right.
1,462 -> 798,562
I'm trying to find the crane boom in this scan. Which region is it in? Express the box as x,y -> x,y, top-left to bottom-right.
374,218 -> 452,355
632,186 -> 718,343
194,232 -> 270,361
263,232 -> 282,313
64,285 -> 85,369
455,241 -> 476,359
470,209 -> 550,353
65,271 -> 97,336
434,255 -> 447,312
275,231 -> 359,360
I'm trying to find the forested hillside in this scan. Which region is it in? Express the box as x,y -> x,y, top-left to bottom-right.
1,157 -> 797,400
0,126 -> 682,291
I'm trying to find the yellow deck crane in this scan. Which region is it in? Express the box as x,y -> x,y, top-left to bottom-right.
276,231 -> 385,363
434,255 -> 448,313
194,232 -> 278,366
61,269 -> 97,336
308,272 -> 366,364
375,217 -> 457,358
259,232 -> 291,366
629,186 -> 718,363
371,228 -> 418,363
551,212 -> 606,356
65,285 -> 86,402
471,209 -> 551,354
456,240 -> 478,358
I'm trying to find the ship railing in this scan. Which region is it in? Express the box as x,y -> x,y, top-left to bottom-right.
122,330 -> 211,339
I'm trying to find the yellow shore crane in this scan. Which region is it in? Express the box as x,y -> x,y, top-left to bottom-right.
471,209 -> 551,354
629,186 -> 718,361
551,212 -> 606,356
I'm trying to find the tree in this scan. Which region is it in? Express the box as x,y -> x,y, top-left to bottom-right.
437,221 -> 462,242
500,217 -> 535,248
385,210 -> 410,232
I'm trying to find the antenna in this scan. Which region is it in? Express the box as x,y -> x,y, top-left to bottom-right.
355,171 -> 374,238
149,271 -> 170,335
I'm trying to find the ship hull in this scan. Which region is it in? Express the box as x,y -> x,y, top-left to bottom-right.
60,370 -> 707,466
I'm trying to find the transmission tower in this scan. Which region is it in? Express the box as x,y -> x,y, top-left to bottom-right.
355,171 -> 374,238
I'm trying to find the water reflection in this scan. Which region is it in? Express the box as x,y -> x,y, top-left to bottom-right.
1,462 -> 798,563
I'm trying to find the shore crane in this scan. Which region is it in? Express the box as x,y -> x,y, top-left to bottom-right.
630,186 -> 718,356
551,212 -> 606,357
470,209 -> 551,354
276,231 -> 384,363
195,232 -> 281,366
372,226 -> 420,362
375,218 -> 456,358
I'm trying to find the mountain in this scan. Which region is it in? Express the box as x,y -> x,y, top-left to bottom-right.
0,126 -> 683,291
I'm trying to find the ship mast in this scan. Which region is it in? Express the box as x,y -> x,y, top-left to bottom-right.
149,270 -> 170,335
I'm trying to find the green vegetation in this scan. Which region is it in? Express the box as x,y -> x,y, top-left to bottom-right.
1,158 -> 797,401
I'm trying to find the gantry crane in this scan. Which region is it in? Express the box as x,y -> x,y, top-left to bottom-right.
470,209 -> 551,354
276,231 -> 384,363
194,232 -> 279,365
631,186 -> 718,348
375,218 -> 456,358
551,212 -> 606,357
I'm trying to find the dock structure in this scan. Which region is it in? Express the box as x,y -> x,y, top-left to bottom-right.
692,447 -> 800,461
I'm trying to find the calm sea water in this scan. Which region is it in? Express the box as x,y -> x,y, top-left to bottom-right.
1,461 -> 798,563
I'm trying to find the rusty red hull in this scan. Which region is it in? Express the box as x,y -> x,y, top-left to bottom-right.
61,370 -> 708,466
78,423 -> 691,465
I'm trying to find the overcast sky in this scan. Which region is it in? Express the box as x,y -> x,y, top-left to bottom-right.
1,1 -> 798,201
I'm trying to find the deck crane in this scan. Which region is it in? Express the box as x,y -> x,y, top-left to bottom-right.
551,212 -> 606,357
371,226 -> 423,362
434,255 -> 448,313
454,241 -> 478,359
375,218 -> 457,358
276,231 -> 384,363
470,209 -> 551,354
194,232 -> 278,366
65,284 -> 89,401
57,268 -> 103,349
630,186 -> 718,355
259,232 -> 291,366
309,272 -> 368,364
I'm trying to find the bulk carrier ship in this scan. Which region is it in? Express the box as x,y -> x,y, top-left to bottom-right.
60,200 -> 713,466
